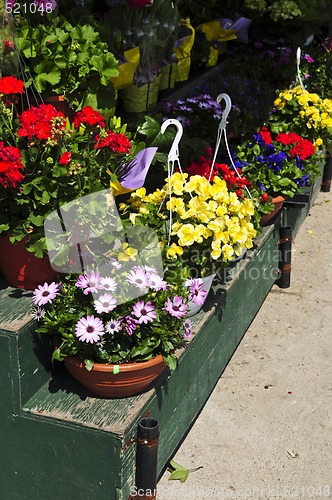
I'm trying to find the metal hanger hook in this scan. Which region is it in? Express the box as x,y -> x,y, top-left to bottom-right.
216,93 -> 232,130
161,118 -> 183,163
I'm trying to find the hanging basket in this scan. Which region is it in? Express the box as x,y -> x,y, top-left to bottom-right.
63,355 -> 167,398
0,234 -> 56,289
119,76 -> 161,113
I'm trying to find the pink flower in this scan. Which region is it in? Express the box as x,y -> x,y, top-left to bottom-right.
75,270 -> 103,295
94,293 -> 117,314
32,282 -> 60,306
132,300 -> 156,324
187,278 -> 208,306
164,296 -> 187,319
75,315 -> 104,343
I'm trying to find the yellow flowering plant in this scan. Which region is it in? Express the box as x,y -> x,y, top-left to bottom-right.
268,85 -> 332,152
120,172 -> 257,280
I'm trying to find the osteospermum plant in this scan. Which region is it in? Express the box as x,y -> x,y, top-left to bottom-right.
32,264 -> 195,371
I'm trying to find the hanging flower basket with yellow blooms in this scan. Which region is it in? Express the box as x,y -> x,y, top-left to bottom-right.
268,85 -> 332,153
120,172 -> 257,281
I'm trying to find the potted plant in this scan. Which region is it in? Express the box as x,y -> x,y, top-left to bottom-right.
0,76 -> 153,289
119,170 -> 258,282
268,85 -> 332,152
181,147 -> 275,231
32,264 -> 192,397
233,126 -> 322,224
15,14 -> 119,111
108,0 -> 179,112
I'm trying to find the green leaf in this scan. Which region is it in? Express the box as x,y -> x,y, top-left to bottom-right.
167,460 -> 189,483
29,215 -> 45,227
0,224 -> 10,233
84,359 -> 94,371
138,116 -> 175,149
164,354 -> 177,371
41,191 -> 50,204
34,70 -> 62,91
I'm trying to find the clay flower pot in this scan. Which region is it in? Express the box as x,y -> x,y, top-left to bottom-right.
0,234 -> 57,289
260,195 -> 286,226
63,355 -> 167,398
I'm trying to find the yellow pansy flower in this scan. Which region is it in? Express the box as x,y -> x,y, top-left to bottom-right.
221,243 -> 234,260
177,223 -> 195,246
166,243 -> 184,258
118,243 -> 138,262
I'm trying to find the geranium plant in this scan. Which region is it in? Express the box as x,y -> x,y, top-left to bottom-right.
120,171 -> 257,279
0,76 -> 149,257
234,126 -> 322,198
15,15 -> 119,110
32,265 -> 192,371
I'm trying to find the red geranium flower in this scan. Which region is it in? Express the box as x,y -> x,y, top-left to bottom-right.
94,130 -> 132,153
73,106 -> 105,129
259,126 -> 273,144
276,132 -> 303,145
3,40 -> 14,53
0,142 -> 24,188
59,152 -> 72,165
18,104 -> 66,141
290,139 -> 315,160
0,76 -> 24,95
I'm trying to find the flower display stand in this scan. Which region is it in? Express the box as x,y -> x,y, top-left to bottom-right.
0,186 -> 318,500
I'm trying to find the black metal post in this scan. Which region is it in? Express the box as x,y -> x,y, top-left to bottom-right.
132,417 -> 160,500
275,226 -> 292,289
321,154 -> 332,192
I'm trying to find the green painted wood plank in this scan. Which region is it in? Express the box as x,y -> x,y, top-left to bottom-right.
0,334 -> 21,416
0,413 -> 122,500
0,280 -> 33,333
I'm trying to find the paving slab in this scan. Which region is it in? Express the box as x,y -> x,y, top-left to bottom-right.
157,189 -> 332,500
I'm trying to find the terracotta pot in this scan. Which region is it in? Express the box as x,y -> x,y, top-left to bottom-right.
260,195 -> 285,227
0,234 -> 57,290
63,355 -> 167,398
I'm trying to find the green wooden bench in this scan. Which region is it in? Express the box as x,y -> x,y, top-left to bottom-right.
0,180 -> 320,499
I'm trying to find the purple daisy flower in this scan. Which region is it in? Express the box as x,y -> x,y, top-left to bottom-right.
147,272 -> 167,291
126,267 -> 149,291
187,278 -> 208,306
132,300 -> 157,324
32,282 -> 60,306
123,315 -> 139,336
183,319 -> 192,338
105,319 -> 122,335
164,296 -> 187,319
75,315 -> 104,343
75,270 -> 103,295
100,277 -> 117,292
31,306 -> 46,321
94,293 -> 117,314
